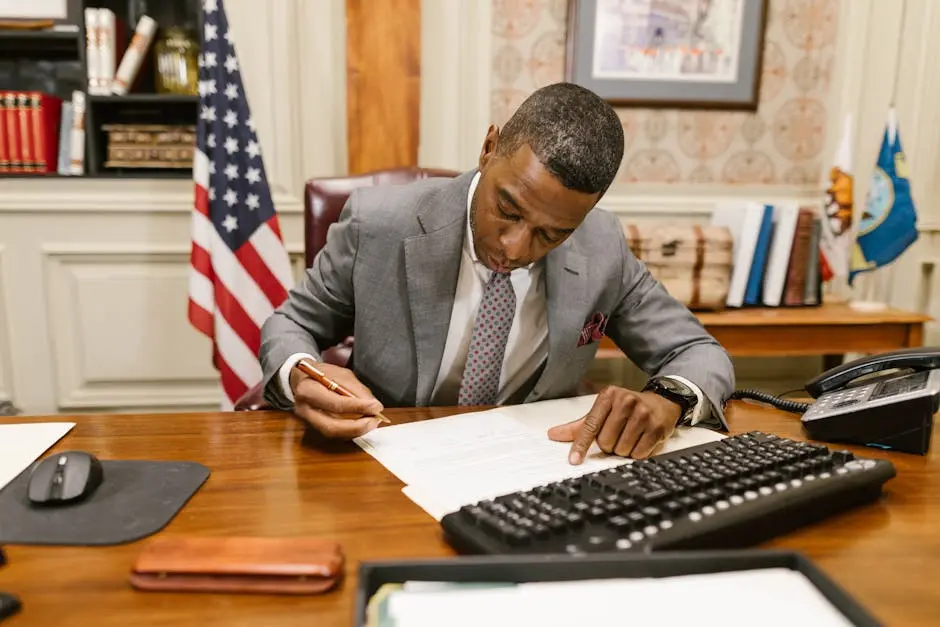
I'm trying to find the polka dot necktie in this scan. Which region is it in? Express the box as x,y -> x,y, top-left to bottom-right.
457,271 -> 516,406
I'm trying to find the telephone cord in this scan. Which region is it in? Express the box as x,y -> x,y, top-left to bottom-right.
729,389 -> 812,414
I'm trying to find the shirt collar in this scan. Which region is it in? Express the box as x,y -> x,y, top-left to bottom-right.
465,171 -> 482,265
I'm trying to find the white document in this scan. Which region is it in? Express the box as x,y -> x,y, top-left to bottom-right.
355,395 -> 725,520
382,568 -> 853,627
0,422 -> 75,492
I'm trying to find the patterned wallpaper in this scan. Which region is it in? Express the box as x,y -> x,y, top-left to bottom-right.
490,0 -> 840,186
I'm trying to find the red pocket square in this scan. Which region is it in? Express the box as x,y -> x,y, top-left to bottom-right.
577,312 -> 608,347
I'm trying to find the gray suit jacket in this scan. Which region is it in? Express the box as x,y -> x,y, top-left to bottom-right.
260,170 -> 735,424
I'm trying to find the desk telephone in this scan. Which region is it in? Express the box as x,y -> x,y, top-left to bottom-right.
732,346 -> 940,455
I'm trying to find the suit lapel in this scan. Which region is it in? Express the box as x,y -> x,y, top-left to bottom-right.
404,172 -> 475,405
527,243 -> 588,401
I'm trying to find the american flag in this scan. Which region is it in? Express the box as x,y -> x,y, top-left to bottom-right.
188,0 -> 293,409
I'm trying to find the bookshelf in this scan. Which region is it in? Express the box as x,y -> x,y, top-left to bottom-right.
0,0 -> 201,179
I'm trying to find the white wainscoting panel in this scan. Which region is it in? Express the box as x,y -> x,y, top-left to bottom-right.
0,245 -> 13,402
43,246 -> 222,409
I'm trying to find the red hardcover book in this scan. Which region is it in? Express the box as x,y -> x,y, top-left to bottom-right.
26,92 -> 64,173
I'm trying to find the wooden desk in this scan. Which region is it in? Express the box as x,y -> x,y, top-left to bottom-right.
598,301 -> 931,360
1,405 -> 937,626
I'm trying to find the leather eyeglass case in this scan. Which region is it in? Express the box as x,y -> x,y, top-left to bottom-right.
129,536 -> 344,595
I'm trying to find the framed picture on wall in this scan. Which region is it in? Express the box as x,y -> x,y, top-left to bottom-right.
565,0 -> 769,110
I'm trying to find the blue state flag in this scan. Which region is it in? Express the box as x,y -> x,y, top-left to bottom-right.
849,108 -> 919,285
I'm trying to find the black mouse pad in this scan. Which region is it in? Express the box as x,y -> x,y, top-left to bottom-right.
0,460 -> 210,546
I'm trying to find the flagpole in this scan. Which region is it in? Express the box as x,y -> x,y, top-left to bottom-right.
848,0 -> 908,313
889,0 -> 907,107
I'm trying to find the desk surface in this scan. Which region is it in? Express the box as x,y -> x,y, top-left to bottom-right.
1,404 -> 937,627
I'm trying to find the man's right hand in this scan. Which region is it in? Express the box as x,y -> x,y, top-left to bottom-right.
289,362 -> 385,438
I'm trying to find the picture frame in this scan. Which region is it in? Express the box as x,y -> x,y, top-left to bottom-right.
565,0 -> 769,110
0,0 -> 83,29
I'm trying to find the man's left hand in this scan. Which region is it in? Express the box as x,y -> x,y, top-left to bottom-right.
547,386 -> 683,464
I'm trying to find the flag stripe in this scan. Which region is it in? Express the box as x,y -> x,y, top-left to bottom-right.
188,298 -> 215,339
191,205 -> 215,252
189,247 -> 215,310
234,241 -> 289,310
194,149 -> 210,190
214,311 -> 261,398
250,220 -> 294,295
213,276 -> 262,355
199,212 -> 276,328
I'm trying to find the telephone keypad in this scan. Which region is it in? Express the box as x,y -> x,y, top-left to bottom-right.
805,388 -> 870,419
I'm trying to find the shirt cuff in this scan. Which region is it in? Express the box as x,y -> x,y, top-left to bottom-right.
278,352 -> 316,403
661,374 -> 706,426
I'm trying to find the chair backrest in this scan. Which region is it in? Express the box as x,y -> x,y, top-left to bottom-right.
303,167 -> 461,268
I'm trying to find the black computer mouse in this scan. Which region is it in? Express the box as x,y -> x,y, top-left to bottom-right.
27,450 -> 103,505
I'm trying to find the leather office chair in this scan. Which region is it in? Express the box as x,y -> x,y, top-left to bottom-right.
234,167 -> 460,411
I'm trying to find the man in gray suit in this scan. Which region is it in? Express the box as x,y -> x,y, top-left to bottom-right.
260,82 -> 734,463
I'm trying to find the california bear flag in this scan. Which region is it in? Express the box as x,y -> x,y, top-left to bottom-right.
819,114 -> 855,281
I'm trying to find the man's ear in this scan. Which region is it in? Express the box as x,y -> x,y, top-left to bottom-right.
478,125 -> 500,170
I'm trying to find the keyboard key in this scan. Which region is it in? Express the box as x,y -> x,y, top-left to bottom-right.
586,507 -> 606,522
626,511 -> 645,526
662,500 -> 683,516
832,450 -> 855,464
641,506 -> 662,521
603,501 -> 624,515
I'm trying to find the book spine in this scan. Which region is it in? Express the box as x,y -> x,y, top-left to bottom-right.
29,93 -> 45,172
16,93 -> 34,172
69,91 -> 86,175
85,8 -> 104,95
4,92 -> 20,173
98,9 -> 117,92
781,209 -> 816,306
112,16 -> 157,95
31,92 -> 64,174
57,102 -> 73,175
803,218 -> 823,305
0,93 -> 7,172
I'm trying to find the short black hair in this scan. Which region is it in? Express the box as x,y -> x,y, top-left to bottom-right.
496,82 -> 624,196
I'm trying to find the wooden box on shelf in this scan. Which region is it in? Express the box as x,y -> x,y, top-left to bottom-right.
624,222 -> 734,312
102,122 -> 193,169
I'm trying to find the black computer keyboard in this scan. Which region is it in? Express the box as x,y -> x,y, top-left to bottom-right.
440,431 -> 896,556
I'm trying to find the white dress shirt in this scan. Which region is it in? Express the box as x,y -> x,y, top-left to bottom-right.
277,171 -> 709,424
429,172 -> 548,405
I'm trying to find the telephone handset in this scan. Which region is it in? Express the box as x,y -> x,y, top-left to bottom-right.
731,346 -> 940,455
804,346 -> 940,398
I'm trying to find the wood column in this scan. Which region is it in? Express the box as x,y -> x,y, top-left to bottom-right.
345,0 -> 421,174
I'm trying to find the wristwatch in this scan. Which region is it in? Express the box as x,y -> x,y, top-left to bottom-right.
642,376 -> 699,426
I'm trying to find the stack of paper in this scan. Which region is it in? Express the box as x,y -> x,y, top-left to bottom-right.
354,395 -> 725,520
364,568 -> 854,626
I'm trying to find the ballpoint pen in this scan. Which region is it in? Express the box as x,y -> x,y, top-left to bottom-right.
295,360 -> 391,424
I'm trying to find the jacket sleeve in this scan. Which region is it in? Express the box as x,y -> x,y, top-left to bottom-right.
605,222 -> 735,429
258,192 -> 361,410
